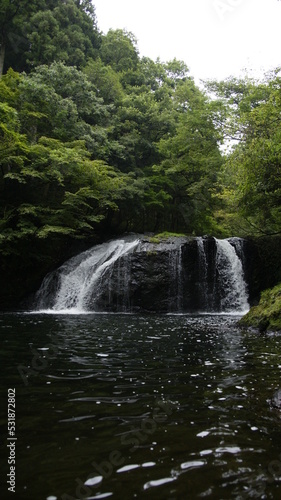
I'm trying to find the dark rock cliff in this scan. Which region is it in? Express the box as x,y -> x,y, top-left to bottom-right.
92,235 -> 281,313
2,234 -> 281,312
79,236 -> 249,313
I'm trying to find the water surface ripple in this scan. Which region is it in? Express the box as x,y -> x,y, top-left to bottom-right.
1,313 -> 281,499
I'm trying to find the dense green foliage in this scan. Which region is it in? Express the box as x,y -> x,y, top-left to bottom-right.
0,0 -> 100,76
0,4 -> 225,257
1,0 -> 281,307
208,72 -> 281,235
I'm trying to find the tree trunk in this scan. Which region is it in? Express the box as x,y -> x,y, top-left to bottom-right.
0,40 -> 5,77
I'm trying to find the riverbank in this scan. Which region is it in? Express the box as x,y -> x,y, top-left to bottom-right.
239,282 -> 281,332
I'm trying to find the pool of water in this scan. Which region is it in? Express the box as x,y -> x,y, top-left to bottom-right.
1,313 -> 281,499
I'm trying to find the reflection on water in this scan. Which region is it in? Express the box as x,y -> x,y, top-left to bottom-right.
1,313 -> 281,499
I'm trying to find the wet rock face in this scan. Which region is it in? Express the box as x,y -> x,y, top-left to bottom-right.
92,236 -> 249,313
130,250 -> 174,312
36,234 -> 279,314
181,237 -> 222,312
15,233 -> 281,312
242,236 -> 281,305
94,239 -> 186,313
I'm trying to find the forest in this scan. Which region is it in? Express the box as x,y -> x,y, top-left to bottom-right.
1,0 -> 281,306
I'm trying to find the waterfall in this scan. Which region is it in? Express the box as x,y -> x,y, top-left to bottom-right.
35,238 -> 140,313
194,237 -> 249,314
168,245 -> 183,312
214,238 -> 249,313
196,237 -> 209,309
34,236 -> 249,314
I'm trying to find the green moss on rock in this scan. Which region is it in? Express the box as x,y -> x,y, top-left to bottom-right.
149,232 -> 187,244
239,283 -> 281,332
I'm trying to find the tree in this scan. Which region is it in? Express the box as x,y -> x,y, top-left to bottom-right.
0,0 -> 36,76
155,78 -> 223,233
16,61 -> 114,161
0,66 -> 144,250
208,70 -> 281,235
100,29 -> 139,72
2,0 -> 101,74
106,57 -> 186,174
84,57 -> 124,104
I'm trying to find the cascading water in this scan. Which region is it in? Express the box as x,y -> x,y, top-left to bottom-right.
35,238 -> 140,313
214,238 -> 249,313
168,245 -> 183,312
34,236 -> 249,314
194,237 -> 249,314
196,237 -> 209,309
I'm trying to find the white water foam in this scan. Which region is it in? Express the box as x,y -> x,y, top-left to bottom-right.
36,238 -> 139,313
215,238 -> 249,313
35,236 -> 249,315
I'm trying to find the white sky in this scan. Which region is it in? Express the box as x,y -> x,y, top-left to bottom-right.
93,0 -> 281,83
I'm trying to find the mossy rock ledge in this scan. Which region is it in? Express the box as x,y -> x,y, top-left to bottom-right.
239,283 -> 281,332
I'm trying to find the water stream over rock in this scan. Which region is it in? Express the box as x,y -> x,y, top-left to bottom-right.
35,236 -> 249,314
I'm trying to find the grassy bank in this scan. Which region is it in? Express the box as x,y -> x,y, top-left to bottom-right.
239,283 -> 281,332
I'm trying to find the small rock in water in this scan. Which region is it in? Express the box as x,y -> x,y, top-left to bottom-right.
271,389 -> 281,409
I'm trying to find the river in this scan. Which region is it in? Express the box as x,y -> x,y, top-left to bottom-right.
1,312 -> 281,499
